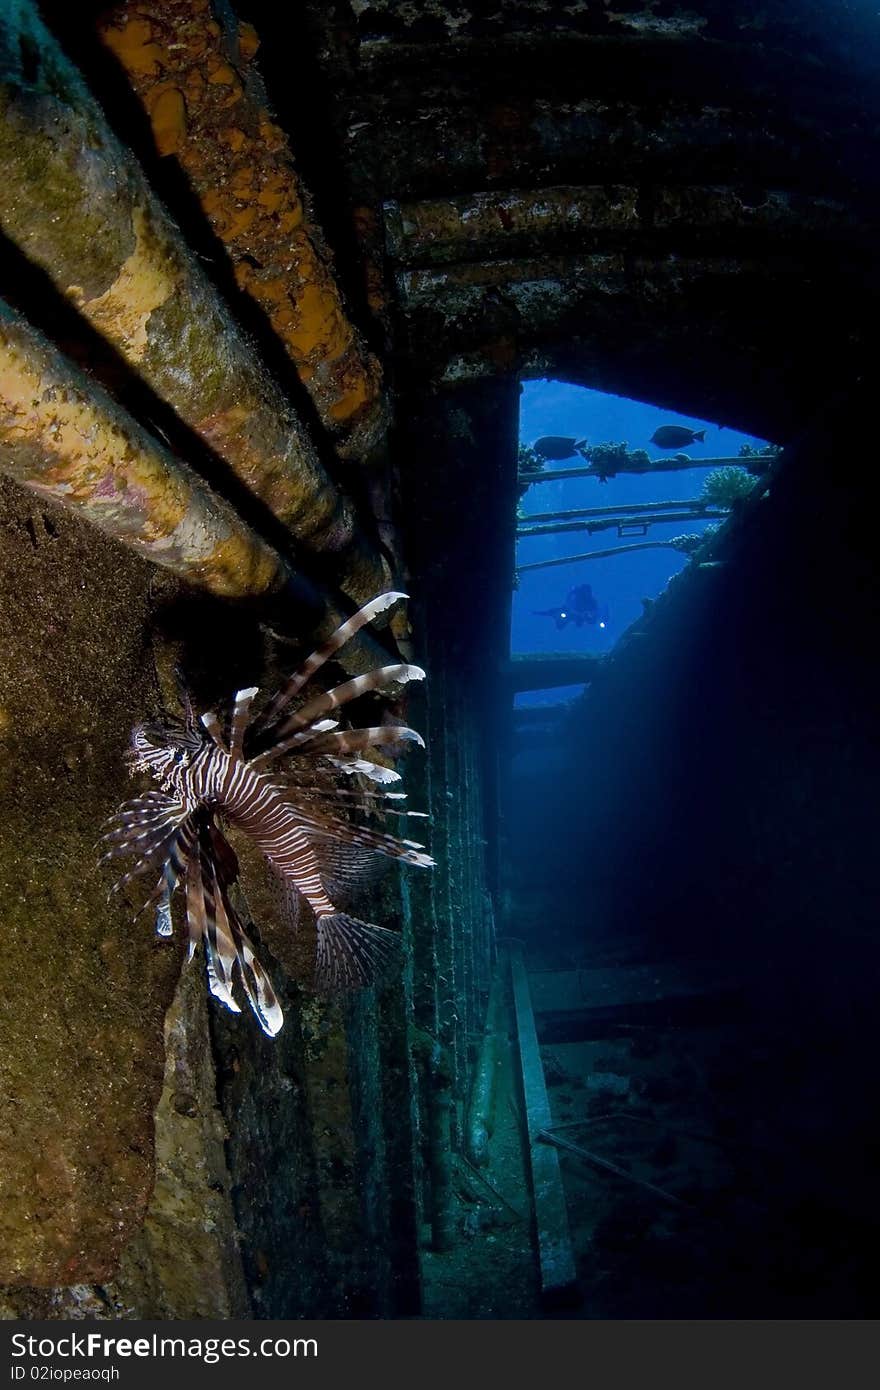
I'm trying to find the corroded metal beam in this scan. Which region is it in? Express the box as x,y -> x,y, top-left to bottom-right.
97,0 -> 387,461
517,510 -> 725,539
357,95 -> 868,204
504,652 -> 602,694
522,458 -> 766,485
517,542 -> 686,574
520,499 -> 715,521
509,944 -> 578,1305
385,184 -> 863,268
0,300 -> 288,599
351,0 -> 875,66
385,186 -> 638,266
0,0 -> 387,603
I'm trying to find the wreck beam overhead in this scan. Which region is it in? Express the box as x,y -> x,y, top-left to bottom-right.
0,300 -> 288,599
385,185 -> 866,268
505,653 -> 603,696
0,0 -> 388,604
96,0 -> 388,462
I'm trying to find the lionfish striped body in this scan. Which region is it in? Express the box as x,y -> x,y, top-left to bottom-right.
101,593 -> 433,1035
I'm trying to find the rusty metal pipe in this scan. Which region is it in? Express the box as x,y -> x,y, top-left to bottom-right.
0,301 -> 401,677
97,0 -> 387,461
0,298 -> 286,600
0,0 -> 387,602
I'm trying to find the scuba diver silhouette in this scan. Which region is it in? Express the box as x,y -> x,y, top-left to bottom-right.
533,583 -> 609,631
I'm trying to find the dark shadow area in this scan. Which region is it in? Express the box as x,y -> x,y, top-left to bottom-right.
505,386 -> 880,1315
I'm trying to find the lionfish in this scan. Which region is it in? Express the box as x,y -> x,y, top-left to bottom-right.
101,592 -> 433,1036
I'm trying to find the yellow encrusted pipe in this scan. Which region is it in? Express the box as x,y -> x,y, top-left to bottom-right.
0,300 -> 287,600
97,0 -> 387,462
0,0 -> 388,603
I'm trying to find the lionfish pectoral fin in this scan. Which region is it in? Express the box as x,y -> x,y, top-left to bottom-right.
274,872 -> 308,935
205,951 -> 242,1014
234,940 -> 284,1038
217,868 -> 283,1037
155,894 -> 173,937
191,832 -> 284,1037
315,912 -> 403,991
305,837 -> 395,906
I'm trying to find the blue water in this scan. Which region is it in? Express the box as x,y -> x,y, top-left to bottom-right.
512,380 -> 769,705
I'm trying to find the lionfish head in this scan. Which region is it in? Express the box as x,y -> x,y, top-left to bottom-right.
128,717 -> 204,784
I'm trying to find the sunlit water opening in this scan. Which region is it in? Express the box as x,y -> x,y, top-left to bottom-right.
512,380 -> 770,710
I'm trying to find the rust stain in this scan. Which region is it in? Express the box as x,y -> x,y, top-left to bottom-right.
97,0 -> 385,454
192,531 -> 281,597
68,207 -> 176,364
147,85 -> 188,156
0,335 -> 188,537
0,316 -> 286,600
102,14 -> 164,76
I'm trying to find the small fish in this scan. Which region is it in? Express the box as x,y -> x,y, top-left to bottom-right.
532,435 -> 588,460
649,425 -> 706,449
534,583 -> 609,631
101,593 -> 434,1035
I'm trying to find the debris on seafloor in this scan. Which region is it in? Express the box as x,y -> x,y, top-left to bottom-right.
536,1126 -> 692,1209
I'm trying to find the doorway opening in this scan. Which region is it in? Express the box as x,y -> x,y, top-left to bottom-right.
512,378 -> 772,713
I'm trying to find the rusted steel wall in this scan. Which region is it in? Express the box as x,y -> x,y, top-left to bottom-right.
97,0 -> 387,462
0,301 -> 288,600
0,0 -> 387,603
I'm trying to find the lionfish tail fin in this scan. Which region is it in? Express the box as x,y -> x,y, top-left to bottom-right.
315,913 -> 403,991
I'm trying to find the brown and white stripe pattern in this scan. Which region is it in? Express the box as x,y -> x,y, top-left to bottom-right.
102,593 -> 433,1032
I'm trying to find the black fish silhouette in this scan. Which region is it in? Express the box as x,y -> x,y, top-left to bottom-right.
649,426 -> 706,449
532,435 -> 588,460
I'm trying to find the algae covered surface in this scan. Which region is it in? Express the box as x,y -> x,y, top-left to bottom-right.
0,476 -> 181,1285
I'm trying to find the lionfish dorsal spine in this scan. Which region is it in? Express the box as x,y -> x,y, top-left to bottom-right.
200,710 -> 227,751
228,686 -> 259,759
273,663 -> 426,742
256,590 -> 409,733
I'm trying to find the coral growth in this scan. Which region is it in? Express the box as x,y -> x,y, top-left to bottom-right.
701,467 -> 754,509
586,441 -> 651,479
517,444 -> 545,498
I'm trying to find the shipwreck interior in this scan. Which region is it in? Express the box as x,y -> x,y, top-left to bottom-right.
1,1 -> 879,1319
